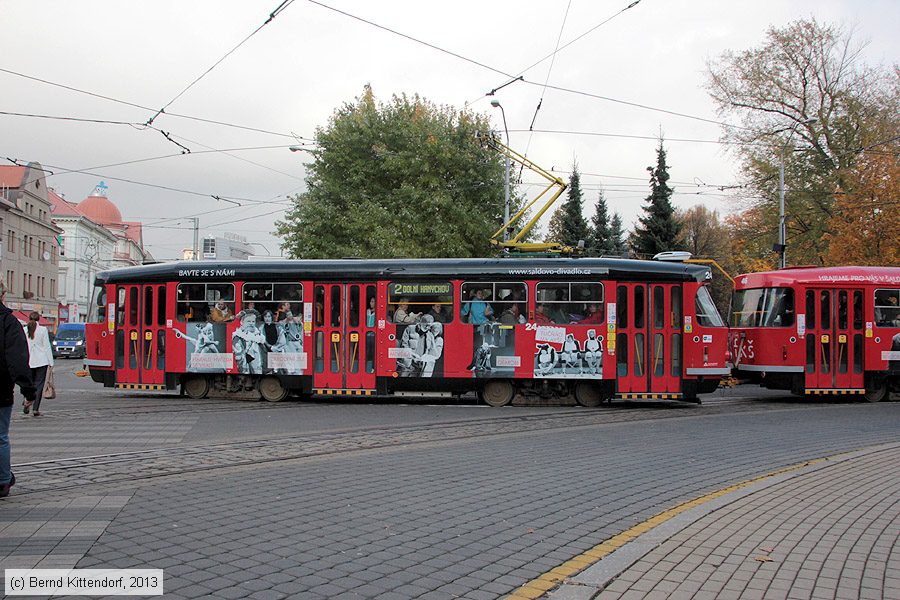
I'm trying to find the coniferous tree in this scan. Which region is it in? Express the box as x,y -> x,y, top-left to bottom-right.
630,140 -> 681,258
609,212 -> 627,256
559,163 -> 589,247
586,187 -> 613,256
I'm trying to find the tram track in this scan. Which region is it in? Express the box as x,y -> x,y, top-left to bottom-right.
9,396 -> 848,497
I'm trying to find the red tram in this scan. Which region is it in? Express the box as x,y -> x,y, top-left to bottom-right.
730,266 -> 900,401
84,257 -> 729,406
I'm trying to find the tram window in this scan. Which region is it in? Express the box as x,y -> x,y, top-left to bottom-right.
365,331 -> 375,373
330,286 -> 341,327
616,286 -> 628,329
820,337 -> 830,373
695,286 -> 725,327
838,334 -> 848,374
115,329 -> 124,369
349,286 -> 360,328
852,291 -> 863,330
116,287 -> 126,327
314,286 -> 325,327
157,286 -> 166,327
838,291 -> 848,330
653,286 -> 665,329
820,291 -> 831,329
853,334 -> 863,373
633,333 -> 645,376
93,286 -> 107,323
365,286 -> 376,328
388,281 -> 453,324
806,291 -> 816,330
671,287 -> 682,329
874,289 -> 900,327
349,334 -> 359,373
462,281 -> 525,325
129,287 -> 139,326
535,282 -> 601,325
730,288 -> 793,327
314,331 -> 324,372
616,333 -> 628,376
330,331 -> 340,371
672,333 -> 682,377
653,333 -> 665,376
176,283 -> 209,322
240,283 -> 306,323
157,331 -> 165,371
806,334 -> 815,374
634,286 -> 645,329
144,286 -> 153,325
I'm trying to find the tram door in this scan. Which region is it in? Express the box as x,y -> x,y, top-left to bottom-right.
116,284 -> 167,385
615,283 -> 683,394
805,288 -> 865,390
312,283 -> 377,391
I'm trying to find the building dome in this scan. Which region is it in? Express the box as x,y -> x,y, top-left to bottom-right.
78,181 -> 122,224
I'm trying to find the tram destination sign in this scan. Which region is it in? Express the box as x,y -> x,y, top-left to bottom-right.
389,282 -> 452,297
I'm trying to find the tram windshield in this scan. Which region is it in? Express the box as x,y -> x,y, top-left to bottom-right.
695,286 -> 725,327
731,288 -> 795,328
88,284 -> 107,323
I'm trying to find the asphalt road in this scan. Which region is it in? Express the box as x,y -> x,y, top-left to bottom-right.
3,360 -> 898,599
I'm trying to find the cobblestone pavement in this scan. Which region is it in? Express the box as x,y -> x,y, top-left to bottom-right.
558,443 -> 900,600
1,391 -> 898,599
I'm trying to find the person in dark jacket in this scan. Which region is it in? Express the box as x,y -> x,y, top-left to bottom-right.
1,282 -> 36,498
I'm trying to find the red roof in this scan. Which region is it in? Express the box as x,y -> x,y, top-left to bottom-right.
47,189 -> 86,217
0,165 -> 26,188
78,194 -> 123,224
736,266 -> 900,289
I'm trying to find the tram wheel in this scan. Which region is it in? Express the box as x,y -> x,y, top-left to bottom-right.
481,380 -> 515,407
574,382 -> 603,407
259,376 -> 289,402
863,383 -> 887,403
183,376 -> 210,399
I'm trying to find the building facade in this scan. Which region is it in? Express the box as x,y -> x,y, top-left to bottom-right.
0,162 -> 63,325
49,182 -> 152,323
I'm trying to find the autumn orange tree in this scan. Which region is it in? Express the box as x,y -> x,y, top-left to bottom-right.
706,18 -> 899,267
825,152 -> 900,266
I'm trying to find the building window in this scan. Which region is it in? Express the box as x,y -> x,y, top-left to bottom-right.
51,279 -> 56,298
5,271 -> 13,293
6,230 -> 13,254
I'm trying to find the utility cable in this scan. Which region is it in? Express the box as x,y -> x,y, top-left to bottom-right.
0,66 -> 306,140
144,0 -> 298,126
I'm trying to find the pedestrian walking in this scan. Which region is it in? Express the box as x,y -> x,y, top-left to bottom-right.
1,282 -> 36,498
24,311 -> 54,417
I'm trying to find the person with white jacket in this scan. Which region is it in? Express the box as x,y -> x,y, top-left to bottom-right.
24,312 -> 53,417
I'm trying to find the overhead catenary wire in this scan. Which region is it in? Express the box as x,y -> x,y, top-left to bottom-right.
143,0 -> 298,126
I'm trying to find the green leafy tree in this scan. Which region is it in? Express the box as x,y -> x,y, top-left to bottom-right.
275,86 -> 509,258
586,187 -> 614,256
705,18 -> 899,266
609,212 -> 627,256
629,140 -> 681,258
558,163 -> 590,247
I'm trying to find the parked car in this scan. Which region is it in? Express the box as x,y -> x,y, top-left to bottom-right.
53,323 -> 86,359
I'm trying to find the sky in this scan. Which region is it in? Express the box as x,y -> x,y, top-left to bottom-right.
2,0 -> 897,260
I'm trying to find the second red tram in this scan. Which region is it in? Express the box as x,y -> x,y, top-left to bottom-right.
84,257 -> 729,405
730,266 -> 900,401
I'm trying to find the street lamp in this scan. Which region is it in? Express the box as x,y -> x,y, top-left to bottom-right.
777,117 -> 817,269
490,99 -> 511,242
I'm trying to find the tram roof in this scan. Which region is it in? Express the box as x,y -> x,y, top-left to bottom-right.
94,257 -> 713,285
735,265 -> 900,289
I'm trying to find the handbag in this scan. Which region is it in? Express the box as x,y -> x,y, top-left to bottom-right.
43,366 -> 56,400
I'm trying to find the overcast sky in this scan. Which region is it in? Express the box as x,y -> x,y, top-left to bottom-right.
2,0 -> 897,260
